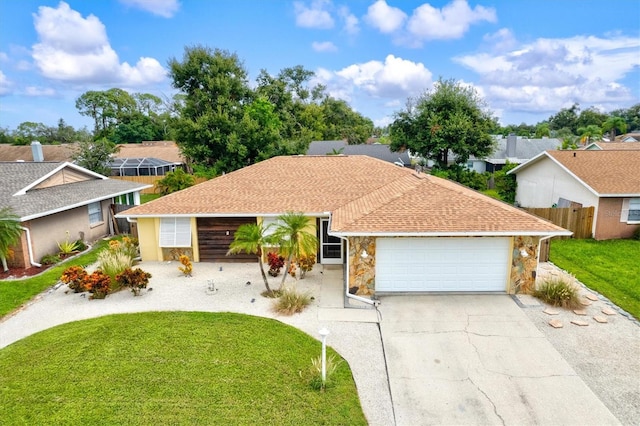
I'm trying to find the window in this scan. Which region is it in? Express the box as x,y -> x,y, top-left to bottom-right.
88,202 -> 103,225
628,198 -> 640,222
159,218 -> 192,247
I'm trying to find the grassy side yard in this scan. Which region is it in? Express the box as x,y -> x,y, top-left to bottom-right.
0,312 -> 366,425
140,193 -> 161,203
549,238 -> 640,319
0,238 -> 112,318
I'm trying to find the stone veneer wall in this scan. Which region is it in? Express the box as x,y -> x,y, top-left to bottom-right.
509,236 -> 540,294
348,236 -> 376,295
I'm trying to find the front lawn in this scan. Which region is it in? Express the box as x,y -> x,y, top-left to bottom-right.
0,312 -> 366,425
550,238 -> 640,319
0,238 -> 112,318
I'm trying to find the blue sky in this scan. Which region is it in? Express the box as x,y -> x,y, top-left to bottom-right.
1,0 -> 639,132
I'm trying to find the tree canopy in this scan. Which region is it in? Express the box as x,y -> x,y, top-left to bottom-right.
389,78 -> 496,168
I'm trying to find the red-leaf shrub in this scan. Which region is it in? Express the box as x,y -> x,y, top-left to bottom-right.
267,252 -> 285,277
116,268 -> 152,296
85,270 -> 111,299
60,266 -> 88,293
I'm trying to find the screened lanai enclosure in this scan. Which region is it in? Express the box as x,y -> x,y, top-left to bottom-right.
109,157 -> 181,176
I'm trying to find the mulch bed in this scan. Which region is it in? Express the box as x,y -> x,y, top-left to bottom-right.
0,264 -> 55,280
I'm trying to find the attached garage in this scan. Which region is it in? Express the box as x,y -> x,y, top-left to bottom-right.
375,237 -> 511,292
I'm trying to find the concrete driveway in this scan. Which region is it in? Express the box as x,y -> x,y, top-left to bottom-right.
377,294 -> 620,425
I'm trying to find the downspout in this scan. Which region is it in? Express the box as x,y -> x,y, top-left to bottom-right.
325,213 -> 375,306
19,226 -> 42,268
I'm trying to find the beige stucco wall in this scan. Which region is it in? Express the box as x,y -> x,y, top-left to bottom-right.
26,201 -> 111,262
346,235 -> 538,296
595,198 -> 638,240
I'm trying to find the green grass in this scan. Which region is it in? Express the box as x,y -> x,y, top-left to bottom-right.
0,239 -> 112,318
0,312 -> 366,425
550,238 -> 640,319
140,193 -> 161,203
481,188 -> 502,200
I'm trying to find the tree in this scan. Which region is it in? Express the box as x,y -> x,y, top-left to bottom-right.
576,106 -> 607,130
155,168 -> 196,195
602,116 -> 627,141
72,138 -> 118,175
0,207 -> 23,272
271,212 -> 318,290
534,122 -> 550,138
577,124 -> 603,144
227,223 -> 274,295
610,103 -> 640,132
75,89 -> 137,139
389,78 -> 495,168
494,161 -> 518,204
169,45 -> 253,175
549,103 -> 580,134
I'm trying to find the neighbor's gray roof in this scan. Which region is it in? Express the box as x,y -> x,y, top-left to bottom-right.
486,137 -> 561,163
307,141 -> 411,166
0,162 -> 150,220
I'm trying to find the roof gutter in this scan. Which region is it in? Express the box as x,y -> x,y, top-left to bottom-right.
325,213 -> 375,307
19,226 -> 42,268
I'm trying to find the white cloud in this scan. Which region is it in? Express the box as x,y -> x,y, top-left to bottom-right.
455,34 -> 640,115
313,55 -> 432,111
407,0 -> 496,42
0,70 -> 11,96
364,0 -> 407,34
0,52 -> 8,62
294,0 -> 334,29
119,0 -> 180,18
483,28 -> 516,51
312,41 -> 338,52
338,6 -> 359,35
24,86 -> 57,97
31,2 -> 166,86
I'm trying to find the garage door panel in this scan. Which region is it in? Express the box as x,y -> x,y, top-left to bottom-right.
375,238 -> 510,292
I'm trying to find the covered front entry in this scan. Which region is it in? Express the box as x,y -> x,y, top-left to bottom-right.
320,218 -> 343,264
375,237 -> 510,292
197,217 -> 257,262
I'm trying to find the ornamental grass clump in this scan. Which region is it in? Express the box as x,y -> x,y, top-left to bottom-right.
273,288 -> 311,315
302,354 -> 342,391
97,250 -> 134,288
533,277 -> 582,309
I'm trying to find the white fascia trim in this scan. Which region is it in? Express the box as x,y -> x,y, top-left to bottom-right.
14,162 -> 109,196
116,212 -> 330,219
331,231 -> 573,237
600,193 -> 640,197
19,189 -> 148,222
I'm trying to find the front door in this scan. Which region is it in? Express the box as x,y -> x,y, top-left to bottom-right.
320,218 -> 343,264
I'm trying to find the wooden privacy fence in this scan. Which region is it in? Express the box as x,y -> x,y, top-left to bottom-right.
523,206 -> 594,261
111,175 -> 208,194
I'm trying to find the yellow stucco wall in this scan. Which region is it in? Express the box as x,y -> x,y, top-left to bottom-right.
136,217 -> 200,262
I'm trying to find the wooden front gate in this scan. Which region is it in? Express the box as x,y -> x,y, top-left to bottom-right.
197,217 -> 257,262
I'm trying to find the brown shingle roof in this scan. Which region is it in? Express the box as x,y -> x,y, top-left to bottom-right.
584,142 -> 640,150
113,141 -> 184,163
0,144 -> 77,162
122,155 -> 568,235
547,150 -> 640,195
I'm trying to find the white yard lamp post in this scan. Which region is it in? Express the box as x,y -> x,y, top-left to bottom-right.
318,327 -> 330,383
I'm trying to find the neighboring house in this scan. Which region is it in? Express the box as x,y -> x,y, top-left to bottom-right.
118,155 -> 569,297
616,132 -> 640,143
509,150 -> 640,240
1,161 -> 151,269
467,134 -> 561,173
583,141 -> 640,150
109,141 -> 185,176
0,141 -> 76,162
307,141 -> 412,167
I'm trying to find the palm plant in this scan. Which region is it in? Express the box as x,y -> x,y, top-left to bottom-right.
227,223 -> 274,295
271,212 -> 318,290
0,207 -> 23,272
601,116 -> 627,142
577,124 -> 603,144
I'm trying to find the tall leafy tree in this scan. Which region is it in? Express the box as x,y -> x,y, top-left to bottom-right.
75,89 -> 137,139
0,207 -> 23,272
602,116 -> 627,141
610,103 -> 640,132
576,106 -> 607,129
271,212 -> 318,290
169,45 -> 253,175
227,223 -> 274,295
389,78 -> 495,168
72,138 -> 118,176
548,103 -> 580,134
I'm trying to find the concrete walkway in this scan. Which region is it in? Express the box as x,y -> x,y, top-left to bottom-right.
378,294 -> 621,425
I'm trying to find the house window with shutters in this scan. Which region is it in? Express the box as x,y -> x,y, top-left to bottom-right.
159,218 -> 192,247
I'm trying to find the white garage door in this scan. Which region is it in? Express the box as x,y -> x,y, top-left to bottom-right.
375,237 -> 510,292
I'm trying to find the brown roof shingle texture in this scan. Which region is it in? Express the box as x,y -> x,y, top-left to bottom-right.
0,144 -> 77,162
123,155 -> 567,235
547,150 -> 640,195
588,142 -> 640,150
114,141 -> 184,163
